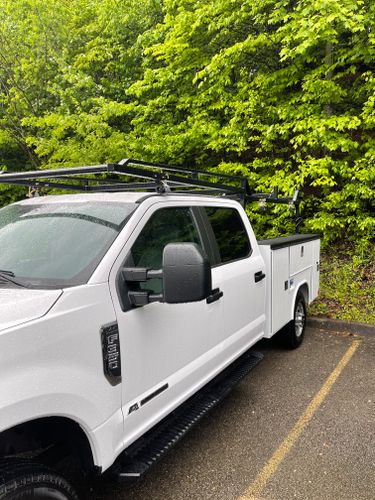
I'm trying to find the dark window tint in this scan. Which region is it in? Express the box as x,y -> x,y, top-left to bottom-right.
205,207 -> 251,264
129,207 -> 201,293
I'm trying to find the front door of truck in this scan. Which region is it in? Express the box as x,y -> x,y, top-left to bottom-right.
109,203 -> 223,448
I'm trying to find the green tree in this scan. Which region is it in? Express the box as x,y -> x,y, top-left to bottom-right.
0,0 -> 73,170
127,0 -> 375,244
0,0 -> 373,248
0,0 -> 163,176
24,0 -> 163,166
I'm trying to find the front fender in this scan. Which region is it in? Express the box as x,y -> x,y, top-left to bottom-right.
0,283 -> 123,469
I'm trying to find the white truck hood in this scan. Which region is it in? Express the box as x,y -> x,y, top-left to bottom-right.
0,288 -> 62,332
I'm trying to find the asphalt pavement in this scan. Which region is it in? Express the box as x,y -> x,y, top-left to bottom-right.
88,327 -> 375,500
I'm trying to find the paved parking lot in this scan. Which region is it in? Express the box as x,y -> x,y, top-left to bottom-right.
88,327 -> 375,499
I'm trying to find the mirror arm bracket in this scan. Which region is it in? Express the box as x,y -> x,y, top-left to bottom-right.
128,290 -> 163,307
122,267 -> 162,282
147,269 -> 163,280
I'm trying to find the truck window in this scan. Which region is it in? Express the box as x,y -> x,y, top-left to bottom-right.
0,201 -> 136,288
129,207 -> 202,293
205,207 -> 251,264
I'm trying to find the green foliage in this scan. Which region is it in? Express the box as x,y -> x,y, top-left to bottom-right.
0,0 -> 72,169
0,130 -> 28,203
0,0 -> 374,249
125,0 -> 375,244
0,0 -> 163,170
309,245 -> 375,325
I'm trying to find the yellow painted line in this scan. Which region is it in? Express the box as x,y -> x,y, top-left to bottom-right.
239,339 -> 361,500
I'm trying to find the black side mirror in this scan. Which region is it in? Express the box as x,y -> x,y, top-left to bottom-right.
122,243 -> 212,306
163,243 -> 212,304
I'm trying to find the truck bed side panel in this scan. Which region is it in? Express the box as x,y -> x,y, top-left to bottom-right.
259,234 -> 320,338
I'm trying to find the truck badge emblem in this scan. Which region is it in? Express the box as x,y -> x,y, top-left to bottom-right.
101,322 -> 122,385
128,403 -> 140,415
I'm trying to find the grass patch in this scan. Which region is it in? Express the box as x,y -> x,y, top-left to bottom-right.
309,245 -> 375,325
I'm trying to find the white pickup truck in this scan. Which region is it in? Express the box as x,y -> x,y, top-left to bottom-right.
0,160 -> 320,499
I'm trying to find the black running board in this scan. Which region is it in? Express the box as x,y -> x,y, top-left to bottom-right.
112,349 -> 263,480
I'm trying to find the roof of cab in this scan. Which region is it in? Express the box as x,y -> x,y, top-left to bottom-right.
16,192 -> 148,205
14,191 -> 238,206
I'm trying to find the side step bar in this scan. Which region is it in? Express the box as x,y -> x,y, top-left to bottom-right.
113,349 -> 263,480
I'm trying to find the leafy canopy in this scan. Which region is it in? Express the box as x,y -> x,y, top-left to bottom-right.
0,0 -> 374,246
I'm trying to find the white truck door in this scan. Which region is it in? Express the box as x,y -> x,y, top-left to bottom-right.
109,204 -> 223,449
201,205 -> 266,361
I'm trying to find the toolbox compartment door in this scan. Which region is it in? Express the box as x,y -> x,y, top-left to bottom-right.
271,247 -> 291,334
290,241 -> 313,275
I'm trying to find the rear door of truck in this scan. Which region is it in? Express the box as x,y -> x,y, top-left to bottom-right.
198,204 -> 267,362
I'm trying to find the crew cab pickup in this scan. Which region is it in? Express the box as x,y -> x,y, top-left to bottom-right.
0,161 -> 320,499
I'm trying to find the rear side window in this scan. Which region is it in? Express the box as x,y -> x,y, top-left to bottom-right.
205,207 -> 251,264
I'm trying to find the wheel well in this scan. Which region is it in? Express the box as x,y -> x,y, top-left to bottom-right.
298,283 -> 309,305
0,417 -> 95,475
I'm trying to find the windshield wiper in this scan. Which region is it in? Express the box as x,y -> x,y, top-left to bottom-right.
0,270 -> 27,288
0,269 -> 16,277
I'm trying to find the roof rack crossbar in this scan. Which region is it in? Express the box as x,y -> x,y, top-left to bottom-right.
116,158 -> 246,182
87,182 -> 162,192
0,178 -> 92,192
111,163 -> 245,195
0,164 -> 112,181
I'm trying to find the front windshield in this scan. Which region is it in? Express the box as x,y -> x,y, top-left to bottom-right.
0,200 -> 136,288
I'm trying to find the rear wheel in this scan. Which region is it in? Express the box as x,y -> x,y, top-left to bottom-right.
283,292 -> 306,349
0,460 -> 79,500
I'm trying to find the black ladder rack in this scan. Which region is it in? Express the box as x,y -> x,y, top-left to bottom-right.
0,157 -> 302,231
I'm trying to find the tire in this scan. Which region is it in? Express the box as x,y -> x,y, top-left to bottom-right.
283,291 -> 307,349
0,460 -> 79,500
